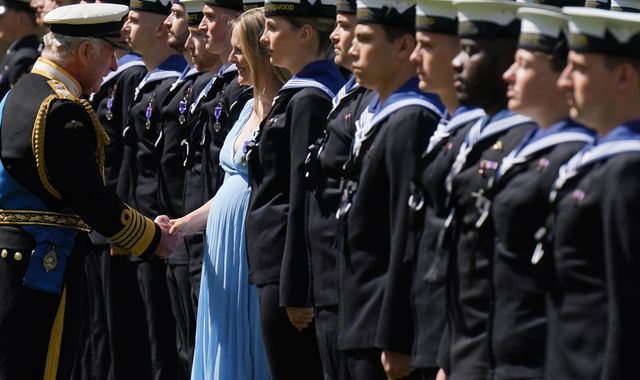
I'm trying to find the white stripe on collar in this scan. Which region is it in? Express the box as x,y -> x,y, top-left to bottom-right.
497,131 -> 594,178
31,58 -> 82,97
101,60 -> 146,86
280,78 -> 336,99
426,109 -> 486,154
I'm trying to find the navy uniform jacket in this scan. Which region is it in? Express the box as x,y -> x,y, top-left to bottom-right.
151,66 -> 206,265
0,34 -> 40,99
487,120 -> 593,380
407,107 -> 484,369
246,59 -> 345,307
546,121 -> 640,380
120,54 -> 186,263
180,66 -> 249,267
90,54 -> 146,247
337,78 -> 444,353
0,59 -> 161,258
91,54 -> 146,199
305,77 -> 373,307
444,109 -> 535,380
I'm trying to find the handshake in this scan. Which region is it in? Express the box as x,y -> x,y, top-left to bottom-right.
153,215 -> 184,259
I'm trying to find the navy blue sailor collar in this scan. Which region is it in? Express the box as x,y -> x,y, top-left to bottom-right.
514,118 -> 595,154
101,53 -> 145,86
368,76 -> 445,118
598,119 -> 640,143
279,59 -> 346,99
134,54 -> 187,100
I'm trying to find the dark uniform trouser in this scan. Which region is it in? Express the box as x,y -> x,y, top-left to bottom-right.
0,227 -> 86,380
166,262 -> 196,380
135,259 -> 179,380
72,246 -> 151,380
257,283 -> 324,380
315,306 -> 349,380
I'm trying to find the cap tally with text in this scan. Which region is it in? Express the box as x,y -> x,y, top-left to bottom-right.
0,0 -> 34,14
453,0 -> 528,38
264,0 -> 336,18
44,3 -> 130,50
130,0 -> 172,15
517,7 -> 567,53
610,0 -> 640,12
173,0 -> 204,25
357,0 -> 415,27
243,0 -> 264,10
563,6 -> 640,58
337,0 -> 356,13
415,0 -> 457,34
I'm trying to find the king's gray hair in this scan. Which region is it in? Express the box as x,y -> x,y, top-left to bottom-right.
41,32 -> 109,62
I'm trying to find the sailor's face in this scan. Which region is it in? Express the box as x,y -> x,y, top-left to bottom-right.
453,37 -> 513,109
410,31 -> 459,94
557,51 -> 615,130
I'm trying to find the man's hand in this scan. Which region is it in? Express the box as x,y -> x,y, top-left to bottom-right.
286,307 -> 314,331
436,368 -> 446,380
154,215 -> 181,259
381,350 -> 415,379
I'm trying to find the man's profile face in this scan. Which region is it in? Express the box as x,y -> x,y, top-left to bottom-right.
452,37 -> 515,110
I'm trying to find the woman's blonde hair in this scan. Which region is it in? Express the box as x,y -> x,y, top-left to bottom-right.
230,8 -> 291,92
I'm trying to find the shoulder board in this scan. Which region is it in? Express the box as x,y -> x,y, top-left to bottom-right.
47,79 -> 76,100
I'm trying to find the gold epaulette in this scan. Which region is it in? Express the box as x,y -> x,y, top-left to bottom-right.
31,80 -> 111,199
109,206 -> 157,257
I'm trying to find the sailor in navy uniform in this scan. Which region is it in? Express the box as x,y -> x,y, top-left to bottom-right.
77,51 -> 149,380
486,7 -> 595,380
439,1 -> 539,378
0,4 -> 181,379
303,0 -> 373,378
332,0 -> 444,378
545,7 -> 640,379
0,0 -> 40,98
179,0 -> 246,310
244,0 -> 344,377
404,1 -> 484,378
120,0 -> 188,377
157,0 -> 208,377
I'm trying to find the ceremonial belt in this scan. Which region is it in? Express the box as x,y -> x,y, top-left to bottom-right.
0,209 -> 91,232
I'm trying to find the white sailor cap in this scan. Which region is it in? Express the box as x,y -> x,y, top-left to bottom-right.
357,0 -> 415,26
453,0 -> 556,38
172,0 -> 204,25
563,6 -> 640,58
414,0 -> 457,34
610,0 -> 640,12
518,6 -> 567,53
44,3 -> 130,50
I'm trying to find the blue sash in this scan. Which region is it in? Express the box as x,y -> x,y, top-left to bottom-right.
0,92 -> 79,295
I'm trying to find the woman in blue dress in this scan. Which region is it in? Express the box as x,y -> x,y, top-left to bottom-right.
168,7 -> 290,379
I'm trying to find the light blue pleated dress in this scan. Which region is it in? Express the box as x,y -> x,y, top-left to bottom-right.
191,100 -> 270,380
